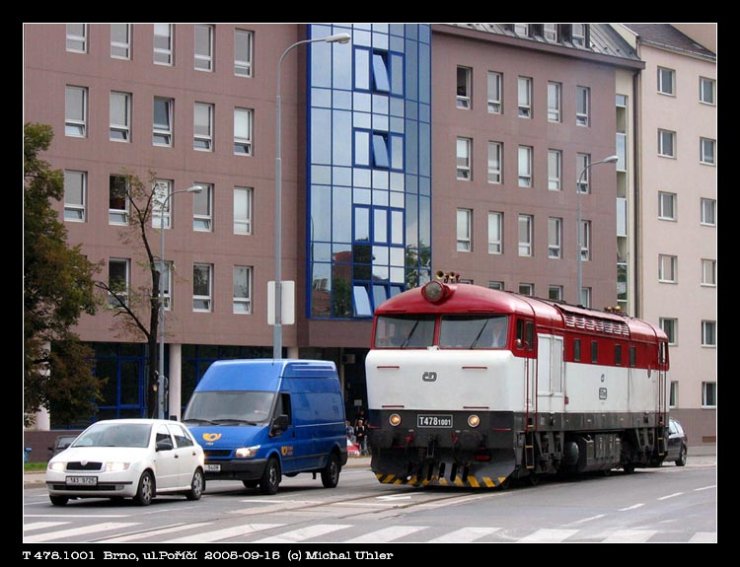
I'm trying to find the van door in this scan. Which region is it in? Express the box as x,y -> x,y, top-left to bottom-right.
271,392 -> 300,474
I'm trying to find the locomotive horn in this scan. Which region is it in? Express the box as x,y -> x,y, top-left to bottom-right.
435,270 -> 445,280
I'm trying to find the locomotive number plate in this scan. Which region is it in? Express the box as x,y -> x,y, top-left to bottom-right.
417,414 -> 453,428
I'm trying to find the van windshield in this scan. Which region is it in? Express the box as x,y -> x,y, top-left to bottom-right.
184,390 -> 275,424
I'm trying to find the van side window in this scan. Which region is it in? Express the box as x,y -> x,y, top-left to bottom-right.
275,393 -> 292,425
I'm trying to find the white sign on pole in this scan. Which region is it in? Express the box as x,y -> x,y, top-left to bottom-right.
267,281 -> 295,325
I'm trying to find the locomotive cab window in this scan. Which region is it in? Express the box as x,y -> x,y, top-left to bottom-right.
591,340 -> 598,363
574,338 -> 582,361
439,315 -> 509,349
374,315 -> 435,348
614,344 -> 623,366
629,345 -> 637,367
515,319 -> 534,350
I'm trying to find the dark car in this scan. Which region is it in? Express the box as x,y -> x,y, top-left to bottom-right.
665,418 -> 688,466
48,434 -> 78,459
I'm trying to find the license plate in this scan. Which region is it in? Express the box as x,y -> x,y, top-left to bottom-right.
417,414 -> 453,428
66,476 -> 97,486
205,464 -> 221,472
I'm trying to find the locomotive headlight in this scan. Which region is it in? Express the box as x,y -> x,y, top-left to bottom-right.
422,281 -> 445,303
389,414 -> 402,427
467,414 -> 481,428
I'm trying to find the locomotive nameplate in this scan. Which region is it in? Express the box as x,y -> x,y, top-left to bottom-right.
417,414 -> 453,428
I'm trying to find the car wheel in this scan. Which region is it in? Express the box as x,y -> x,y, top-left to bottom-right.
49,495 -> 68,507
623,462 -> 636,474
321,453 -> 341,488
242,480 -> 259,489
675,445 -> 687,467
259,457 -> 281,495
186,469 -> 204,500
134,470 -> 155,506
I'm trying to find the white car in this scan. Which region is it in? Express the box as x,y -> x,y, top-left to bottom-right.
46,419 -> 205,506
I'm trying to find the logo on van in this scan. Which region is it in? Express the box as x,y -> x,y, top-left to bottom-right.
202,433 -> 222,442
422,371 -> 438,382
281,445 -> 294,456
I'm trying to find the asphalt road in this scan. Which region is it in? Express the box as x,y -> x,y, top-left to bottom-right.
23,456 -> 716,544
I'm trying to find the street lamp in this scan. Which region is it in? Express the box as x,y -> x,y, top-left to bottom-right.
157,183 -> 202,419
273,31 -> 351,360
576,154 -> 619,306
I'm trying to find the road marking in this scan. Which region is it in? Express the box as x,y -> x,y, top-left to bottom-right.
24,522 -> 135,543
517,529 -> 578,543
602,529 -> 657,543
694,485 -> 716,492
376,494 -> 413,501
657,492 -> 684,500
689,532 -> 717,543
567,514 -> 605,526
23,522 -> 67,532
98,522 -> 211,543
165,524 -> 283,544
254,524 -> 352,543
24,514 -> 129,518
345,526 -> 426,543
238,499 -> 324,504
428,527 -> 501,543
618,503 -> 644,512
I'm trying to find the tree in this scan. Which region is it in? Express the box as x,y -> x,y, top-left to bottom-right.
405,242 -> 432,289
24,123 -> 101,426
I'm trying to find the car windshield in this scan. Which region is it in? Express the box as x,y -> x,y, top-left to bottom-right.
71,423 -> 152,448
184,391 -> 275,424
374,315 -> 435,348
439,315 -> 509,349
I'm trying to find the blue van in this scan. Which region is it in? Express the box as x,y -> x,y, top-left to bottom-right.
183,359 -> 347,494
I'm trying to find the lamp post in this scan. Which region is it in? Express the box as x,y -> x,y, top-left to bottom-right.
576,154 -> 619,306
157,184 -> 201,419
273,31 -> 351,360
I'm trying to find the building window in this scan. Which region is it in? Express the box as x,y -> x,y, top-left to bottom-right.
577,153 -> 590,193
110,24 -> 131,59
548,149 -> 562,190
702,382 -> 717,407
488,141 -> 502,184
658,254 -> 678,283
658,192 -> 677,221
234,108 -> 253,155
657,67 -> 675,96
518,214 -> 533,257
616,133 -> 627,172
109,91 -> 131,142
233,266 -> 252,314
701,259 -> 717,286
233,187 -> 253,235
65,86 -> 87,138
456,66 -> 472,109
63,170 -> 86,222
193,263 -> 213,312
669,381 -> 678,408
488,212 -> 503,254
154,23 -> 174,65
518,146 -> 533,187
659,317 -> 678,345
701,320 -> 716,347
519,283 -> 534,296
700,77 -> 716,105
371,50 -> 391,93
487,72 -> 502,114
153,97 -> 173,147
66,24 -> 87,53
548,217 -> 562,259
572,24 -> 586,47
544,24 -> 558,42
108,259 -> 130,308
514,24 -> 529,36
658,129 -> 676,158
158,261 -> 172,311
456,208 -> 472,252
234,29 -> 254,77
700,137 -> 716,165
576,86 -> 590,127
700,198 -> 716,226
548,82 -> 561,122
580,287 -> 591,308
579,220 -> 591,261
457,138 -> 472,180
488,281 -> 504,290
194,24 -> 214,71
152,180 -> 172,230
193,183 -> 213,231
109,175 -> 129,225
548,285 -> 563,301
518,77 -> 532,118
193,102 -> 214,151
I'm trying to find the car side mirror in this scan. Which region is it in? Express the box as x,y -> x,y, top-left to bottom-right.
156,437 -> 173,452
271,414 -> 289,436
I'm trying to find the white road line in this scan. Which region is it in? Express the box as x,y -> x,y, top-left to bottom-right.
165,524 -> 283,544
24,514 -> 129,518
23,522 -> 68,532
24,522 -> 136,543
254,524 -> 353,543
428,527 -> 501,543
517,529 -> 578,543
344,526 -> 426,543
98,522 -> 211,543
567,514 -> 605,526
657,492 -> 684,501
694,485 -> 716,492
689,532 -> 717,543
602,529 -> 657,543
618,503 -> 645,512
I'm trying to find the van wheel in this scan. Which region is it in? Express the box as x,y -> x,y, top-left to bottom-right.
321,453 -> 341,488
260,457 -> 281,495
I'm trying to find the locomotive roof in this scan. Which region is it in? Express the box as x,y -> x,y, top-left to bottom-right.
375,283 -> 666,342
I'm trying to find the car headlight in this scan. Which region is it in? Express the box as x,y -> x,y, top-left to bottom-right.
235,445 -> 260,459
48,461 -> 65,472
104,462 -> 130,472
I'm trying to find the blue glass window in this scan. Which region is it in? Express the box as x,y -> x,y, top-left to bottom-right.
390,53 -> 404,95
372,51 -> 390,92
354,130 -> 370,167
372,133 -> 390,168
354,48 -> 370,90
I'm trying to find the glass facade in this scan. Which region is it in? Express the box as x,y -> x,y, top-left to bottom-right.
307,24 -> 432,319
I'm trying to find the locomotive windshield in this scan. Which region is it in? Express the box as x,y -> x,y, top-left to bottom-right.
439,315 -> 508,349
374,315 -> 435,348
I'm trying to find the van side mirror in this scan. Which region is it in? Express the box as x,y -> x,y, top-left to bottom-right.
271,414 -> 289,436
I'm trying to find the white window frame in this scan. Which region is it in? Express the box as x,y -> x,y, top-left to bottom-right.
63,170 -> 86,222
456,137 -> 472,180
580,287 -> 592,308
544,24 -> 558,42
234,29 -> 254,77
659,317 -> 678,346
456,208 -> 472,252
233,265 -> 253,314
702,382 -> 717,407
579,220 -> 591,261
576,86 -> 590,127
152,180 -> 172,230
110,23 -> 131,59
488,281 -> 504,290
518,214 -> 533,257
701,320 -> 716,347
700,137 -> 716,165
488,211 -> 503,255
108,175 -> 129,225
65,85 -> 87,138
658,254 -> 678,283
548,149 -> 562,190
234,107 -> 253,156
514,24 -> 529,36
487,71 -> 502,114
669,381 -> 678,408
577,153 -> 590,193
194,102 -> 214,151
547,82 -> 561,123
572,24 -> 586,47
192,263 -> 213,312
518,145 -> 533,187
658,192 -> 677,221
66,23 -> 87,53
616,132 -> 627,172
109,91 -> 131,142
518,76 -> 532,118
488,141 -> 502,184
658,129 -> 676,158
194,24 -> 214,71
519,283 -> 534,296
456,66 -> 472,109
233,187 -> 253,235
548,217 -> 562,259
657,67 -> 675,96
700,198 -> 716,226
154,23 -> 174,66
548,285 -> 563,301
153,97 -> 173,147
699,76 -> 716,105
193,183 -> 213,232
701,259 -> 716,287
108,258 -> 130,308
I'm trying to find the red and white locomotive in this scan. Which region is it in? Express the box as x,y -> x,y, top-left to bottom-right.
366,274 -> 670,487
